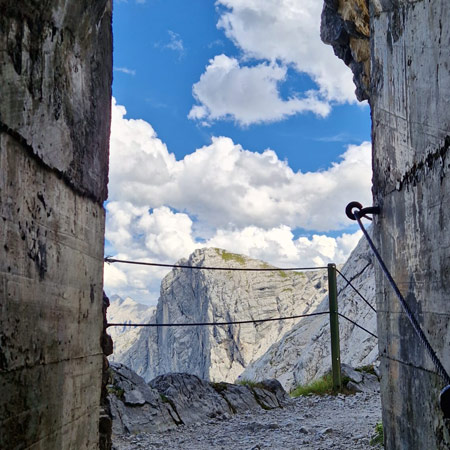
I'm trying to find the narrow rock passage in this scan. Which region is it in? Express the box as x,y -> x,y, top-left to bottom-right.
113,392 -> 382,449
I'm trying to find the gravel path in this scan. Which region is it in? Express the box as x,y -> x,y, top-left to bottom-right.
112,392 -> 382,449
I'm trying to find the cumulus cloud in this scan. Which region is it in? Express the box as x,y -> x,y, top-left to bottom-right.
189,0 -> 357,126
110,100 -> 372,233
216,0 -> 355,103
188,55 -> 330,125
104,203 -> 363,304
104,100 -> 371,303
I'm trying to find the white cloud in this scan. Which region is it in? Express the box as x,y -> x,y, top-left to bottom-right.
110,100 -> 372,233
105,100 -> 372,304
188,0 -> 358,126
114,67 -> 136,76
216,0 -> 355,103
104,203 -> 364,304
166,30 -> 184,53
188,55 -> 330,125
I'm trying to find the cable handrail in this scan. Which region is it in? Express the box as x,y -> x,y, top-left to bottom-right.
106,311 -> 330,328
336,268 -> 377,313
104,257 -> 327,272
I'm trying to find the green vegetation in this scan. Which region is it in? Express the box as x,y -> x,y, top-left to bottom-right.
237,379 -> 265,389
219,250 -> 246,265
278,270 -> 288,278
290,373 -> 334,397
290,372 -> 352,397
106,385 -> 124,399
356,364 -> 377,377
370,422 -> 384,447
293,271 -> 305,277
159,393 -> 169,403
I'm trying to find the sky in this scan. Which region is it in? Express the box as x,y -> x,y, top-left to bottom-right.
104,0 -> 373,305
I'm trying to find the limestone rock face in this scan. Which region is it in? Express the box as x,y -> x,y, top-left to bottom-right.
321,0 -> 370,101
109,365 -> 291,435
120,248 -> 328,383
107,295 -> 156,362
241,235 -> 378,391
109,363 -> 177,435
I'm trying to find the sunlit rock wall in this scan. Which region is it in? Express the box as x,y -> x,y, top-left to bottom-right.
0,1 -> 112,448
322,0 -> 450,448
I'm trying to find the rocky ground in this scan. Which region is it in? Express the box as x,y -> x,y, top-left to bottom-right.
112,391 -> 382,450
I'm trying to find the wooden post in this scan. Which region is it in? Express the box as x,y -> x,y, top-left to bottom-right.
328,263 -> 342,392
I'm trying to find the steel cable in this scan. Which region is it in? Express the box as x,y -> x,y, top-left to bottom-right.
106,311 -> 330,328
351,207 -> 450,385
104,257 -> 327,272
335,268 -> 377,313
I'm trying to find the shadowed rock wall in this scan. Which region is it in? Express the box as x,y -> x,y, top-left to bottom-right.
0,1 -> 112,448
370,1 -> 450,448
322,0 -> 450,448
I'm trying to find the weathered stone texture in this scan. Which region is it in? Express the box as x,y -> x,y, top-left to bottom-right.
0,0 -> 112,448
370,1 -> 450,448
0,0 -> 112,202
322,0 -> 450,446
321,0 -> 371,100
120,248 -> 328,384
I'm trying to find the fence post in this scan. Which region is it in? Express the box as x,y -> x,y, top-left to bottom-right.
328,263 -> 342,392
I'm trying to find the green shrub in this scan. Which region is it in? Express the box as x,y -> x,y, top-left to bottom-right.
370,422 -> 384,447
290,373 -> 334,397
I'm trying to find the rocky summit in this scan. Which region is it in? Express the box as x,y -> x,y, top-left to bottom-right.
111,236 -> 377,390
241,234 -> 377,390
118,248 -> 328,383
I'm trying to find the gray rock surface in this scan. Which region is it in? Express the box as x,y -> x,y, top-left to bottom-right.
109,365 -> 291,436
120,248 -> 328,383
241,235 -> 378,390
109,363 -> 177,435
149,373 -> 232,424
112,391 -> 382,450
107,296 -> 156,362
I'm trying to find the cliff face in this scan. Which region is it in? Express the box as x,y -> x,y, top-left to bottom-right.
0,1 -> 112,448
241,235 -> 377,391
120,248 -> 328,383
107,296 -> 156,362
322,1 -> 450,448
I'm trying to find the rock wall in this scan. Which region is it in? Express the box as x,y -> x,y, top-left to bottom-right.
0,1 -> 112,448
120,248 -> 328,383
370,1 -> 450,448
322,1 -> 450,448
241,235 -> 378,391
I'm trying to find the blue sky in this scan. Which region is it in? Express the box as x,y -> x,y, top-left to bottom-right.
105,0 -> 372,304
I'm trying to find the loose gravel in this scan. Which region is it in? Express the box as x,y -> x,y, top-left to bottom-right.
112,392 -> 382,449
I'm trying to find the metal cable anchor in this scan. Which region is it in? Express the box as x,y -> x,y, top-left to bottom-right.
345,201 -> 380,221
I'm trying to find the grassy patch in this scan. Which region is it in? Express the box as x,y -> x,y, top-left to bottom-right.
370,422 -> 384,446
278,270 -> 288,278
219,250 -> 246,265
290,373 -> 352,397
293,271 -> 305,277
290,373 -> 334,397
237,379 -> 264,389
